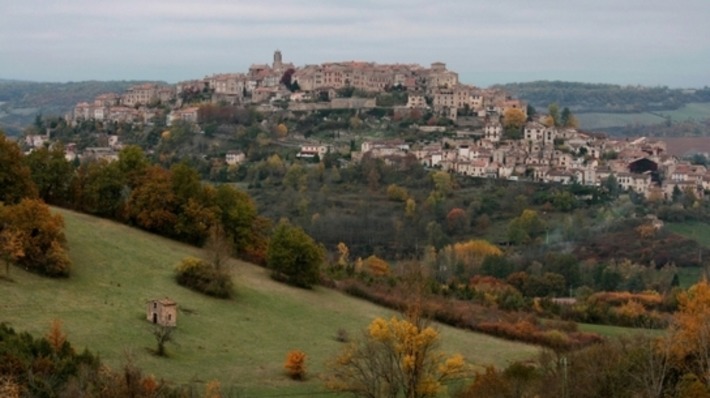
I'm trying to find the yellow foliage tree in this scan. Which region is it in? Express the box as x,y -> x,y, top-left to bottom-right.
336,242 -> 350,268
671,279 -> 710,384
363,255 -> 390,277
454,239 -> 501,261
275,123 -> 288,138
502,108 -> 526,131
325,315 -> 467,397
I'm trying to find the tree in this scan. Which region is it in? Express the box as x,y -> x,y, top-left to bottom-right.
503,108 -> 526,132
325,315 -> 467,397
24,144 -> 73,205
284,350 -> 307,380
560,107 -> 579,128
508,209 -> 546,245
267,219 -> 324,288
548,103 -> 561,127
0,132 -> 37,204
0,199 -> 70,277
670,279 -> 710,385
126,165 -> 178,236
116,145 -> 149,188
214,184 -> 263,259
46,319 -> 67,353
80,160 -> 126,218
152,325 -> 175,357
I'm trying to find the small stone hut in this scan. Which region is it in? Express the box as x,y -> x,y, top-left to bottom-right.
146,298 -> 177,327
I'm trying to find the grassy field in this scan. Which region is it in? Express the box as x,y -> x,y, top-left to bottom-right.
577,102 -> 710,130
667,222 -> 710,248
0,208 -> 539,396
578,323 -> 665,338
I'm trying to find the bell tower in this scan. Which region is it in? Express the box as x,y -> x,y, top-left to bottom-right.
273,50 -> 283,70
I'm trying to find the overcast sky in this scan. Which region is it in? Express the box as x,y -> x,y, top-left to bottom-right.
1,0 -> 708,87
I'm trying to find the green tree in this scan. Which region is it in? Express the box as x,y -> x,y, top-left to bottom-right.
215,184 -> 261,257
0,132 -> 37,204
116,145 -> 149,188
24,144 -> 73,205
508,209 -> 546,245
548,103 -> 561,127
267,219 -> 324,288
80,161 -> 126,218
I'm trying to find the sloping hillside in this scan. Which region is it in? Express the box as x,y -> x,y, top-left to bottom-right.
0,208 -> 539,395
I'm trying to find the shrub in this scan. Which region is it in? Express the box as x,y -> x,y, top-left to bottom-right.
175,257 -> 233,298
284,350 -> 307,380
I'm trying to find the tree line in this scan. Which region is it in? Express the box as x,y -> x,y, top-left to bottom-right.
0,132 -> 269,278
498,81 -> 710,113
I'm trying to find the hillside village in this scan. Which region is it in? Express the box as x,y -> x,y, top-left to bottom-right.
22,50 -> 710,202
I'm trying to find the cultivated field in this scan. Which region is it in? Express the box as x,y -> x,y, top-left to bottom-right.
0,208 -> 539,396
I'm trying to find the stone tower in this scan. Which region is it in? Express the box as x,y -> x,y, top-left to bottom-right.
273,50 -> 283,70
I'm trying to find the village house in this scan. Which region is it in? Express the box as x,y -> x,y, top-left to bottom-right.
167,107 -> 200,126
297,144 -> 331,159
225,150 -> 246,166
146,298 -> 177,327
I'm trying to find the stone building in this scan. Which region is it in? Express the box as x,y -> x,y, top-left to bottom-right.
146,298 -> 177,327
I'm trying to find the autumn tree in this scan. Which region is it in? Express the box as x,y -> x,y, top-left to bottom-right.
0,132 -> 37,204
46,319 -> 67,353
126,165 -> 178,236
502,108 -> 526,139
325,315 -> 467,397
284,350 -> 307,380
267,219 -> 324,288
445,207 -> 468,234
0,199 -> 70,277
670,279 -> 710,385
363,255 -> 390,277
386,184 -> 409,202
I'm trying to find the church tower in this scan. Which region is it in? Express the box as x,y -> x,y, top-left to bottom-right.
273,50 -> 283,70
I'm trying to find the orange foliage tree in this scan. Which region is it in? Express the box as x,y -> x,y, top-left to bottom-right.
670,279 -> 710,384
0,199 -> 70,277
46,319 -> 67,353
284,350 -> 307,380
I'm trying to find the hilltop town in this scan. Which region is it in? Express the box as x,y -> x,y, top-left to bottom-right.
21,50 -> 709,202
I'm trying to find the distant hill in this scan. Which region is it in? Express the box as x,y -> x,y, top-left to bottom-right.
496,81 -> 710,114
0,79 -> 164,136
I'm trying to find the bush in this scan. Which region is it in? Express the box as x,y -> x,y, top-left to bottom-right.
175,257 -> 233,298
284,350 -> 307,380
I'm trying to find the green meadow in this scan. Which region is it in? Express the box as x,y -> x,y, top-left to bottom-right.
0,208 -> 539,396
